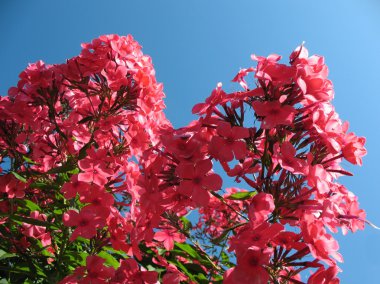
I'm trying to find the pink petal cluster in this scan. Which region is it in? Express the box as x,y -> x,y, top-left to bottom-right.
0,36 -> 369,283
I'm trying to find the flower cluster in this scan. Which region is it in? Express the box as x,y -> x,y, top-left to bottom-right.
0,36 -> 367,283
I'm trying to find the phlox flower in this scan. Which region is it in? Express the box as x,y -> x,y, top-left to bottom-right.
63,206 -> 108,241
277,141 -> 308,175
209,121 -> 250,162
111,258 -> 158,284
248,192 -> 275,228
154,228 -> 186,251
177,159 -> 222,206
252,100 -> 296,129
60,255 -> 115,284
224,246 -> 273,284
78,148 -> 114,186
342,132 -> 366,166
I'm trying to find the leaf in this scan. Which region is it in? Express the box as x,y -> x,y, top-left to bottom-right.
98,251 -> 120,269
62,252 -> 87,267
5,214 -> 59,230
221,251 -> 229,263
35,265 -> 48,278
211,230 -> 230,244
146,264 -> 166,273
194,273 -> 209,284
180,216 -> 192,232
53,209 -> 63,215
22,155 -> 38,165
227,191 -> 257,200
220,251 -> 234,268
102,246 -> 128,258
47,162 -> 77,174
167,259 -> 195,282
11,171 -> 27,183
0,249 -> 16,260
30,182 -> 59,190
67,167 -> 80,175
174,243 -> 216,270
184,263 -> 206,274
211,223 -> 246,245
174,243 -> 199,259
18,199 -> 41,211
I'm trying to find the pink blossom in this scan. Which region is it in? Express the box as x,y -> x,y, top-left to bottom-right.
154,229 -> 186,251
209,122 -> 250,162
252,100 -> 296,129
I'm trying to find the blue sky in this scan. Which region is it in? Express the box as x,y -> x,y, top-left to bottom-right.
1,0 -> 379,282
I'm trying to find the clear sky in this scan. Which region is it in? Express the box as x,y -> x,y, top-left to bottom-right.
1,0 -> 379,282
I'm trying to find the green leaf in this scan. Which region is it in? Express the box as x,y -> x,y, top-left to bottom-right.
62,252 -> 87,267
98,251 -> 120,269
53,209 -> 63,215
0,249 -> 16,260
174,243 -> 216,270
22,155 -> 38,165
221,251 -> 229,263
5,214 -> 59,230
220,251 -> 234,268
180,216 -> 192,232
102,246 -> 128,258
212,274 -> 224,282
212,223 -> 246,245
30,182 -> 60,190
194,272 -> 209,284
47,161 -> 77,174
13,262 -> 32,274
211,229 -> 230,244
67,167 -> 80,175
168,259 -> 195,282
11,171 -> 27,183
184,263 -> 206,274
145,264 -> 165,273
174,243 -> 200,259
227,191 -> 257,200
35,265 -> 47,278
18,199 -> 41,211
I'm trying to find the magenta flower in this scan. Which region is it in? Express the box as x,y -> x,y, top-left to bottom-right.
252,100 -> 296,129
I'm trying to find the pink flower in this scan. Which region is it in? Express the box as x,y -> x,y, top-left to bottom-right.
101,61 -> 129,91
177,159 -> 222,206
224,246 -> 272,284
0,174 -> 26,199
342,133 -> 366,166
60,255 -> 115,284
248,193 -> 275,228
63,206 -> 107,241
252,100 -> 296,129
78,148 -> 113,186
22,211 -> 52,247
79,184 -> 114,209
230,222 -> 283,253
192,83 -> 227,116
307,163 -> 332,195
61,175 -> 90,199
209,122 -> 250,162
154,229 -> 186,251
111,258 -> 158,284
308,265 -> 340,284
301,213 -> 343,266
277,141 -> 308,175
232,67 -> 255,90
